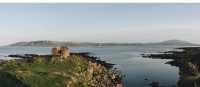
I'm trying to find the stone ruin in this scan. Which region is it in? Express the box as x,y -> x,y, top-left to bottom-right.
52,47 -> 70,59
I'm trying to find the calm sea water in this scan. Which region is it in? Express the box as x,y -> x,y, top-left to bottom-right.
0,45 -> 181,87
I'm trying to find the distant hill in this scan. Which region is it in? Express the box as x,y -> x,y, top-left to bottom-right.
9,40 -> 94,47
148,40 -> 199,46
9,40 -> 199,47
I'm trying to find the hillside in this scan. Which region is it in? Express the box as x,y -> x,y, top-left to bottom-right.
9,40 -> 199,47
9,41 -> 94,47
149,40 -> 199,46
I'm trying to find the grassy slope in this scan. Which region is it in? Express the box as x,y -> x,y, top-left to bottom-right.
0,55 -> 114,87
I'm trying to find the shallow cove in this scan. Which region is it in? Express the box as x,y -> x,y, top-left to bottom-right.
0,45 -> 181,87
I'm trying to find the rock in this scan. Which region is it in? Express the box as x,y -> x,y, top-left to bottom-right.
144,78 -> 148,80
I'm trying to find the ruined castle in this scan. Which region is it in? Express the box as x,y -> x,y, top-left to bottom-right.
52,47 -> 70,58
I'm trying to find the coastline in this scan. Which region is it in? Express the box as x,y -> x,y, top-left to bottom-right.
142,47 -> 200,87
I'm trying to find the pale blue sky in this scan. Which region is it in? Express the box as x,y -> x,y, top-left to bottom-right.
1,4 -> 200,45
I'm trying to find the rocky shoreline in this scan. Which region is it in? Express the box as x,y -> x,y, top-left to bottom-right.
142,47 -> 200,87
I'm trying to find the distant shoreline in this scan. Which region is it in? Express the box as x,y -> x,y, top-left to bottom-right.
8,40 -> 199,47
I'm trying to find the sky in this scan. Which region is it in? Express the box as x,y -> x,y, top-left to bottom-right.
0,4 -> 200,45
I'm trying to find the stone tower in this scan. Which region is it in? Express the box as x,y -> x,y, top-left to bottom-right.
60,47 -> 70,59
52,47 -> 60,56
52,47 -> 70,59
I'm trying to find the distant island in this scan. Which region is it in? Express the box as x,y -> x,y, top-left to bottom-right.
9,40 -> 199,47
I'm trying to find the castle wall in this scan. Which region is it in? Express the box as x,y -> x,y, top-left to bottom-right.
52,47 -> 70,58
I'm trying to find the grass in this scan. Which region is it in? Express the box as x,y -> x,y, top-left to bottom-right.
0,55 -> 122,87
0,55 -> 95,87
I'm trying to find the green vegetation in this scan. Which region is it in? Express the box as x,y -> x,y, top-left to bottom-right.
0,55 -> 121,87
